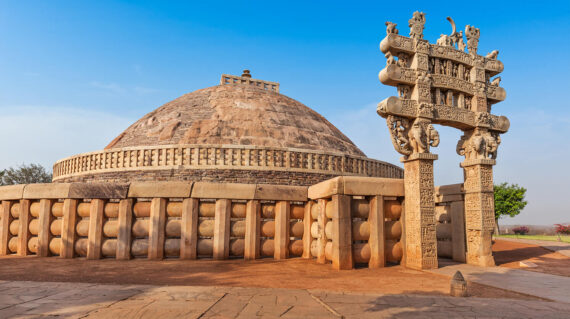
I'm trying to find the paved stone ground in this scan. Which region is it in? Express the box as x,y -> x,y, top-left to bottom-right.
496,237 -> 570,257
432,260 -> 570,303
2,280 -> 570,318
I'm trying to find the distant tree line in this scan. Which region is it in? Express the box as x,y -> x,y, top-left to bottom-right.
0,163 -> 52,185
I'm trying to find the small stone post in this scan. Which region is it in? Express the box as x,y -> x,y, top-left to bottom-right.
450,270 -> 468,297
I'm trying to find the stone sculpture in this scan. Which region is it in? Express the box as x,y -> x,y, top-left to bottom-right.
377,12 -> 509,269
465,25 -> 480,54
408,11 -> 426,40
385,21 -> 398,35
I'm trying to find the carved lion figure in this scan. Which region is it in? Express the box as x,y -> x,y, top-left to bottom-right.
486,50 -> 499,60
385,21 -> 398,35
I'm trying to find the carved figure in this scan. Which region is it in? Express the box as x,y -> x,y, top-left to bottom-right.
457,34 -> 466,52
397,53 -> 409,67
386,52 -> 396,65
457,129 -> 500,160
437,34 -> 453,47
397,85 -> 411,99
428,124 -> 440,148
408,11 -> 426,40
437,17 -> 459,48
486,50 -> 499,60
385,21 -> 399,35
408,120 -> 427,153
406,118 -> 438,154
386,115 -> 412,155
485,132 -> 501,159
465,25 -> 480,54
490,76 -> 501,86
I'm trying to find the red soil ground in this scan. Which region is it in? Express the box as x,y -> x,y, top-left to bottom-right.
0,254 -> 538,300
493,239 -> 570,277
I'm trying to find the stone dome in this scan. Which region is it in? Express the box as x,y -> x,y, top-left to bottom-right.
52,73 -> 403,185
105,84 -> 365,157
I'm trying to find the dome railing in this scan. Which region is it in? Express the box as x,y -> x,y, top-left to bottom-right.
52,144 -> 403,181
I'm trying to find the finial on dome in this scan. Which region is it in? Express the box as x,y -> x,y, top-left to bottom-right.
241,69 -> 252,78
220,70 -> 280,93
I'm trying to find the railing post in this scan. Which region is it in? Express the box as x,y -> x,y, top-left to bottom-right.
244,200 -> 260,260
213,199 -> 231,260
302,201 -> 314,259
181,198 -> 199,259
148,198 -> 167,260
37,199 -> 54,257
316,199 -> 327,264
0,201 -> 14,256
116,199 -> 133,260
17,199 -> 31,256
369,195 -> 386,268
61,199 -> 78,258
87,199 -> 105,260
331,195 -> 353,270
274,201 -> 290,260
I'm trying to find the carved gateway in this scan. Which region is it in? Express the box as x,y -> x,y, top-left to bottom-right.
377,12 -> 510,268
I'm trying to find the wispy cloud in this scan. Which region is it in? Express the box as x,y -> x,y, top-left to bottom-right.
90,81 -> 126,94
134,86 -> 161,95
90,81 -> 160,95
0,105 -> 134,170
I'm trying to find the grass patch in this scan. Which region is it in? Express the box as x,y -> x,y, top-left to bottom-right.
496,234 -> 570,243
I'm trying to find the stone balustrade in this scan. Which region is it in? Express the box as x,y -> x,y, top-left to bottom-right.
307,176 -> 405,270
52,144 -> 404,182
0,177 -> 405,269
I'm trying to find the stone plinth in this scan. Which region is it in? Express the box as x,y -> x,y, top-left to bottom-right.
402,153 -> 438,270
461,158 -> 495,266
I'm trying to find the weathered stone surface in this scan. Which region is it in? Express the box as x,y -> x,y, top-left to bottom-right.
128,182 -> 192,198
23,183 -> 71,199
308,176 -> 404,199
254,184 -> 307,201
106,85 -> 365,156
69,183 -> 129,199
192,182 -> 255,199
0,185 -> 25,200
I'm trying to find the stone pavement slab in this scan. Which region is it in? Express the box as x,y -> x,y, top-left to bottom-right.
1,280 -> 570,318
496,237 -> 570,257
431,262 -> 570,303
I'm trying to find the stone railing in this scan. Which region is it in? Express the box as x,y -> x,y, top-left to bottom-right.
220,74 -> 280,93
0,177 -> 405,270
52,144 -> 404,182
434,183 -> 466,262
0,182 -> 308,261
307,176 -> 404,269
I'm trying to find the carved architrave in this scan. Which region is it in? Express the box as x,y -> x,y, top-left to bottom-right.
379,12 -> 508,269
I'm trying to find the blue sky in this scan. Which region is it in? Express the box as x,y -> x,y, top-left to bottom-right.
1,1 -> 569,225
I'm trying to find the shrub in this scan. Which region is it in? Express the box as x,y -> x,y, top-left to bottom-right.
555,224 -> 570,235
513,226 -> 530,235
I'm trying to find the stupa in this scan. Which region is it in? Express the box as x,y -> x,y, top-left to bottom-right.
52,71 -> 403,185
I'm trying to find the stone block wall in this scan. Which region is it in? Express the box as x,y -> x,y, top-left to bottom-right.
434,183 -> 466,263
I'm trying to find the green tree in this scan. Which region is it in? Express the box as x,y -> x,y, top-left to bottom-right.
1,163 -> 52,185
494,183 -> 528,233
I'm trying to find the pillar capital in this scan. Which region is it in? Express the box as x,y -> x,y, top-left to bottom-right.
460,158 -> 495,167
401,152 -> 438,163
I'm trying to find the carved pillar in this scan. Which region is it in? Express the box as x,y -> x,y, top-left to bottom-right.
402,153 -> 438,270
461,158 -> 496,266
